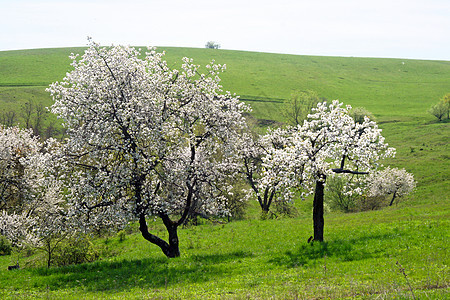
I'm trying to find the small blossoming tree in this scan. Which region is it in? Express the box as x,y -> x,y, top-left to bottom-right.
367,167 -> 415,206
236,129 -> 297,214
48,40 -> 248,258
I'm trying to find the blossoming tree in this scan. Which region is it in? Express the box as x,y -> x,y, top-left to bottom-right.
265,101 -> 396,241
367,167 -> 415,206
0,125 -> 68,267
48,40 -> 248,257
236,129 -> 298,214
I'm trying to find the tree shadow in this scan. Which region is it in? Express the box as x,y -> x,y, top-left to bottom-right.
270,234 -> 393,268
30,250 -> 253,292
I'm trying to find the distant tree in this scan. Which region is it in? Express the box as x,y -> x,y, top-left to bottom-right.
236,129 -> 297,215
0,111 -> 18,127
32,103 -> 49,136
428,94 -> 449,121
21,100 -> 34,129
205,41 -> 220,49
282,90 -> 321,126
16,100 -> 55,138
48,40 -> 248,258
441,93 -> 450,119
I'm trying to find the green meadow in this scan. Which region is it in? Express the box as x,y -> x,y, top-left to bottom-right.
0,47 -> 448,299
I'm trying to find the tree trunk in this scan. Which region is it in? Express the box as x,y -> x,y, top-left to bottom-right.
389,191 -> 397,206
139,214 -> 180,258
261,203 -> 270,213
313,175 -> 326,242
46,241 -> 52,268
164,223 -> 180,258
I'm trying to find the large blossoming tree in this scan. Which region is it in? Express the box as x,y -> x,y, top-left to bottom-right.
48,41 -> 248,257
264,101 -> 396,241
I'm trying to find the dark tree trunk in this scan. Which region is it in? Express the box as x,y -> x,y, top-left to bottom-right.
313,174 -> 326,242
258,187 -> 275,213
139,214 -> 180,258
389,191 -> 397,206
47,242 -> 52,268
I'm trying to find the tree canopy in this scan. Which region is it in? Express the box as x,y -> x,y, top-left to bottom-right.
47,40 -> 249,257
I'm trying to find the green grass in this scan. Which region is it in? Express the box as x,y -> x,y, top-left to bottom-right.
0,204 -> 448,299
0,47 -> 449,299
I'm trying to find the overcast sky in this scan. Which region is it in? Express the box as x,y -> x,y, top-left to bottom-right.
1,0 -> 449,60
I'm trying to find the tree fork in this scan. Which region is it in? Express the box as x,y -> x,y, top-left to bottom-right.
139,214 -> 180,258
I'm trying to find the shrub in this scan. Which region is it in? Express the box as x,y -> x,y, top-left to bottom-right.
117,230 -> 126,242
273,199 -> 298,218
0,235 -> 12,255
224,182 -> 249,221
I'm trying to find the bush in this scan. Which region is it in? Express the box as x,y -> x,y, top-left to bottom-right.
273,199 -> 298,218
0,235 -> 12,255
117,230 -> 126,242
224,182 -> 249,221
325,176 -> 359,212
51,235 -> 99,266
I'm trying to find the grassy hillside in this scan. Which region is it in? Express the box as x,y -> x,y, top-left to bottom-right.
1,47 -> 449,121
0,47 -> 448,299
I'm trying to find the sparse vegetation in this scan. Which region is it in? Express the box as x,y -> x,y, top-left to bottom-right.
282,90 -> 321,126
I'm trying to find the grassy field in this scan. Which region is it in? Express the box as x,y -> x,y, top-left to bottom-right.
0,47 -> 449,299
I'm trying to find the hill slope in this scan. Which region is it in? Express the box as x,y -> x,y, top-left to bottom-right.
1,47 -> 449,121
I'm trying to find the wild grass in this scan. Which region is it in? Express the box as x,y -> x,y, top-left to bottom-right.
0,47 -> 448,299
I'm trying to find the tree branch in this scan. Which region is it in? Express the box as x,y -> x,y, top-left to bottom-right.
331,168 -> 369,175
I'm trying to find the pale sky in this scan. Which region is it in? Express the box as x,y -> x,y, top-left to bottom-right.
1,0 -> 449,60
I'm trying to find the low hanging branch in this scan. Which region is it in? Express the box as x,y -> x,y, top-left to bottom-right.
331,168 -> 369,175
332,154 -> 369,174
